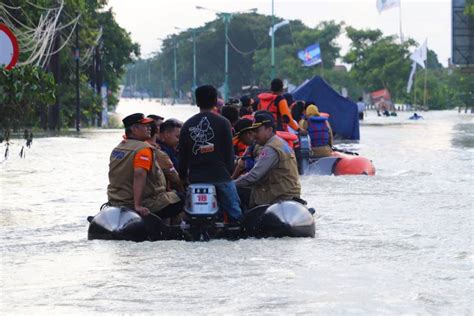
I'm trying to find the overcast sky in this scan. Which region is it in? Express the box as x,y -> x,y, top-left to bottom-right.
107,0 -> 451,65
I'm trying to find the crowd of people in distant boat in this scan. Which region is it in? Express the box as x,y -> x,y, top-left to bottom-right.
106,78 -> 340,223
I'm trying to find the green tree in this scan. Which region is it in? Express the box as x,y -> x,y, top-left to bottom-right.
0,66 -> 55,131
1,0 -> 138,129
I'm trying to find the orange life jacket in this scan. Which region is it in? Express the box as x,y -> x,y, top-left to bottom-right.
233,138 -> 248,157
276,131 -> 298,149
257,93 -> 286,131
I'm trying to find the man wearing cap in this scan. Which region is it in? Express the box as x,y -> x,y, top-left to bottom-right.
257,79 -> 301,133
179,85 -> 242,222
231,118 -> 258,179
107,113 -> 183,219
147,114 -> 164,144
234,111 -> 301,208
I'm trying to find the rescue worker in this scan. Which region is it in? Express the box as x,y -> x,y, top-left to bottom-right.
107,113 -> 183,219
234,112 -> 301,208
155,119 -> 184,192
299,105 -> 333,158
147,114 -> 164,144
178,85 -> 242,222
231,118 -> 258,179
257,79 -> 302,133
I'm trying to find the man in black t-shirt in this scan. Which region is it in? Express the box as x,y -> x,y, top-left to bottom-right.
178,85 -> 242,222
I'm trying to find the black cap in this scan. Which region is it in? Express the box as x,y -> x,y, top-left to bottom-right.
252,112 -> 275,128
233,118 -> 255,139
122,113 -> 154,128
147,114 -> 164,121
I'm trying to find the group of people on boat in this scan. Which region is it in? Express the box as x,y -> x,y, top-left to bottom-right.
106,79 -> 333,222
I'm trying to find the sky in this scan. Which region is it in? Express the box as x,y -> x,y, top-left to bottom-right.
107,0 -> 451,66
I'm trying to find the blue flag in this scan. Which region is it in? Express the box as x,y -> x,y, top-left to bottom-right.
297,43 -> 322,67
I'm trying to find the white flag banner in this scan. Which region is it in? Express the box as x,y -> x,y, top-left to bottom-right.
269,20 -> 290,36
406,61 -> 417,93
410,39 -> 428,68
376,0 -> 400,13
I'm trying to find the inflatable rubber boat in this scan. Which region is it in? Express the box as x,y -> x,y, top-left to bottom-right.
298,135 -> 375,176
88,184 -> 315,242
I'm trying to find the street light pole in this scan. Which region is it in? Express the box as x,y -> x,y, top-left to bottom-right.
160,57 -> 164,104
222,13 -> 231,102
74,19 -> 80,132
271,0 -> 275,79
196,6 -> 256,103
192,29 -> 197,93
173,38 -> 177,105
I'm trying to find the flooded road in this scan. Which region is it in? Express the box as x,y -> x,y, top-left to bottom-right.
1,99 -> 472,314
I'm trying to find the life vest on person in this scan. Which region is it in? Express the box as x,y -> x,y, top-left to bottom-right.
257,93 -> 286,131
307,116 -> 330,147
233,138 -> 248,157
276,131 -> 298,149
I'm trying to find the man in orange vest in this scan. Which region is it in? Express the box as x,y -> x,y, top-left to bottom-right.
257,79 -> 302,133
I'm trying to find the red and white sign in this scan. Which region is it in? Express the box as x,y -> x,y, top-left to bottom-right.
0,23 -> 20,70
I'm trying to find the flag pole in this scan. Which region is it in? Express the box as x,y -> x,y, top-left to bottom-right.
399,1 -> 404,43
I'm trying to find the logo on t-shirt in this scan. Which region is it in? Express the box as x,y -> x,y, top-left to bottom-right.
189,117 -> 215,155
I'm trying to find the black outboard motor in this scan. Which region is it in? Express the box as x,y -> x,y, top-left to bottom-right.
88,206 -> 148,242
297,134 -> 311,175
184,183 -> 219,241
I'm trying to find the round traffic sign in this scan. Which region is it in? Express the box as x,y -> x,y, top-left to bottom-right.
0,23 -> 20,70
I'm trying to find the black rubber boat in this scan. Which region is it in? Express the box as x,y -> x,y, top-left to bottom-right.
87,200 -> 315,242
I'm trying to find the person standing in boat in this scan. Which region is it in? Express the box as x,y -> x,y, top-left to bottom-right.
257,79 -> 302,133
107,113 -> 183,219
178,85 -> 243,223
299,105 -> 334,158
234,112 -> 301,208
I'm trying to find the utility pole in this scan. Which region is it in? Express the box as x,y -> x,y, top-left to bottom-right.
75,21 -> 80,132
271,0 -> 275,79
192,29 -> 197,105
173,38 -> 177,105
148,67 -> 151,100
160,58 -> 164,104
196,6 -> 256,102
48,12 -> 62,131
222,13 -> 231,102
95,28 -> 103,126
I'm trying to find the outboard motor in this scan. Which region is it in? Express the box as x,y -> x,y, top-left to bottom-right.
185,184 -> 219,241
298,134 -> 311,175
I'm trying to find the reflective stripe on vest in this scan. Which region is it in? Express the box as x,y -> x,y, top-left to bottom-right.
308,116 -> 329,147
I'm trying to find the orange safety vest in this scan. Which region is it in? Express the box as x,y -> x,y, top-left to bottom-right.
257,93 -> 286,131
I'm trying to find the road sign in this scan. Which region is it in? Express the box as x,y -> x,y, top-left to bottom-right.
0,23 -> 20,70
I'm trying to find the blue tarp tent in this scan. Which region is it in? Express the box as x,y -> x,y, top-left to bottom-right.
291,76 -> 360,140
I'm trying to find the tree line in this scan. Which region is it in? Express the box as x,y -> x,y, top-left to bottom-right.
0,0 -> 138,132
124,13 -> 473,110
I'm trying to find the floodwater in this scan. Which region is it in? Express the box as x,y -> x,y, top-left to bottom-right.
1,99 -> 472,314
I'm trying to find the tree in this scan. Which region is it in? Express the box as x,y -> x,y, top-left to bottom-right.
0,66 -> 55,131
0,0 -> 139,130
